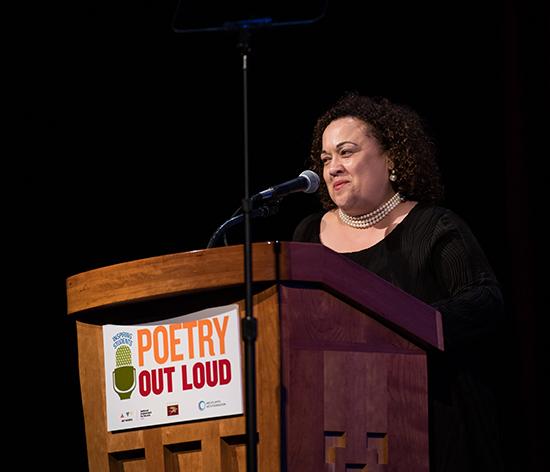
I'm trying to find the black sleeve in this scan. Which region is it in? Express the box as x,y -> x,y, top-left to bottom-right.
429,210 -> 504,351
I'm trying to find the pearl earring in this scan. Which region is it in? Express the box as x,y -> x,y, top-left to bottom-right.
389,169 -> 397,182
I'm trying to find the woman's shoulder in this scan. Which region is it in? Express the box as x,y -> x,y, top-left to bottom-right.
292,211 -> 324,242
408,202 -> 479,240
408,202 -> 465,225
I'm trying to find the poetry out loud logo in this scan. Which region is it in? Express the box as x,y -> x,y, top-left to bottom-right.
111,332 -> 136,400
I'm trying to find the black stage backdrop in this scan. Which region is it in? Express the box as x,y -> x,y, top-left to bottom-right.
20,0 -> 546,469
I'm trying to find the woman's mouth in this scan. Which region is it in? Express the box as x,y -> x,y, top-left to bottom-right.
333,180 -> 348,192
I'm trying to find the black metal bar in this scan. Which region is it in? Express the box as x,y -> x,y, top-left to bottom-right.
239,29 -> 258,472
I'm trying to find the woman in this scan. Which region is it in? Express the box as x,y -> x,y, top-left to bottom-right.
294,93 -> 505,472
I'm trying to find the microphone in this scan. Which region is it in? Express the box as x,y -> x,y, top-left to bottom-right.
251,170 -> 320,202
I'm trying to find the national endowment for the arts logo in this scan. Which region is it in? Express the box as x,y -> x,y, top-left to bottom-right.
111,332 -> 136,400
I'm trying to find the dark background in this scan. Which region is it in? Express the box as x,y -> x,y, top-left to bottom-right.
21,0 -> 546,469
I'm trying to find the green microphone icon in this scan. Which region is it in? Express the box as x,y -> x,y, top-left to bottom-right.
112,345 -> 136,400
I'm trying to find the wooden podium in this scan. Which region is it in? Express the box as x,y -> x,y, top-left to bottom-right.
66,241 -> 443,471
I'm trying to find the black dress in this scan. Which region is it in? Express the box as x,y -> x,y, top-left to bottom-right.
293,203 -> 505,472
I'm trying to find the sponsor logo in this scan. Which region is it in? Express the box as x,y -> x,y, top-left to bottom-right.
167,404 -> 179,416
140,409 -> 153,419
198,399 -> 227,411
119,411 -> 136,423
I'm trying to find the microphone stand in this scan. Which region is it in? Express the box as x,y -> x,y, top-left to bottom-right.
238,27 -> 258,471
172,6 -> 328,471
206,203 -> 280,249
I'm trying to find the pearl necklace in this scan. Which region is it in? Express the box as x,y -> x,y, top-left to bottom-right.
337,192 -> 404,229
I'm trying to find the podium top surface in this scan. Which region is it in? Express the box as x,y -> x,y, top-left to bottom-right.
66,241 -> 443,350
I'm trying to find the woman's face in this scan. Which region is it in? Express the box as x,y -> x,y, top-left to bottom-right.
320,117 -> 393,215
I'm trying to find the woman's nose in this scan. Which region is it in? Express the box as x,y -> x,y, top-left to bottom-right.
328,156 -> 344,176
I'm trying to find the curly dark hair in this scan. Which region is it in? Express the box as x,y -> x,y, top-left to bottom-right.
309,93 -> 444,209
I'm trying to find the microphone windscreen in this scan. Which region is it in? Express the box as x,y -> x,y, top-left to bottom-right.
116,345 -> 132,368
300,170 -> 320,193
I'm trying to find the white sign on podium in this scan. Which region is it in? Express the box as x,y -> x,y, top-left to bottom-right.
102,304 -> 243,431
